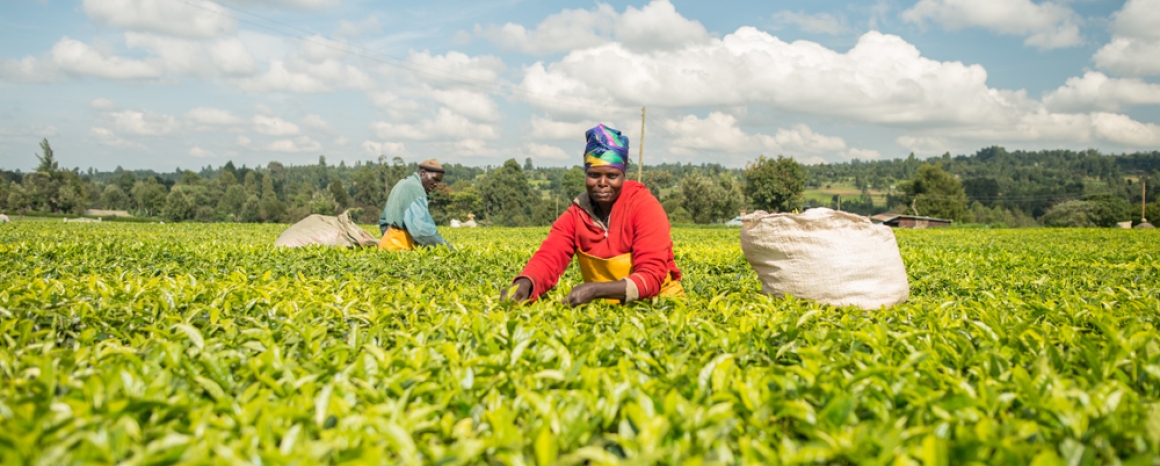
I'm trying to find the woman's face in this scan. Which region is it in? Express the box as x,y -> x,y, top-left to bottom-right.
585,165 -> 625,209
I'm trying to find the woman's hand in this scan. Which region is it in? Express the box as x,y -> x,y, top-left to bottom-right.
500,278 -> 533,303
564,281 -> 626,307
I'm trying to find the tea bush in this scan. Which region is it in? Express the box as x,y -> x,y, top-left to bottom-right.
0,223 -> 1157,465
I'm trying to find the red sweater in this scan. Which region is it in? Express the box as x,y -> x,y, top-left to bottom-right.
517,181 -> 682,301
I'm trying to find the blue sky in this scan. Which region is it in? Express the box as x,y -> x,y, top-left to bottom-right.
2,0 -> 1159,172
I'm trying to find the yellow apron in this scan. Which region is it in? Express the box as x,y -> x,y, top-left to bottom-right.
378,227 -> 416,251
575,249 -> 684,302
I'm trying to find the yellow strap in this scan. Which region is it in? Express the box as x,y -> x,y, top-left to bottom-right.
378,227 -> 415,251
575,249 -> 684,299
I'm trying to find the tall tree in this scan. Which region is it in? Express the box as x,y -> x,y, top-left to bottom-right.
35,139 -> 58,173
897,164 -> 970,222
328,179 -> 352,209
744,155 -> 806,212
479,159 -> 539,226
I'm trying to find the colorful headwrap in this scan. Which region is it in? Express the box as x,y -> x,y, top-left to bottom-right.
584,124 -> 629,173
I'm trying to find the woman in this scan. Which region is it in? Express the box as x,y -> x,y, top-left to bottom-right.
501,124 -> 683,306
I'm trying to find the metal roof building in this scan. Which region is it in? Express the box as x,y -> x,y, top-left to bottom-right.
870,214 -> 952,229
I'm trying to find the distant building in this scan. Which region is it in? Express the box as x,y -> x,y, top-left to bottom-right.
871,214 -> 952,229
83,209 -> 132,217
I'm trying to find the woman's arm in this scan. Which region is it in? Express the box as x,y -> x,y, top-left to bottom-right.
564,281 -> 626,307
624,195 -> 676,301
501,209 -> 577,302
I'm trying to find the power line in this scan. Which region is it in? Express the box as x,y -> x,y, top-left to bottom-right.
168,0 -> 633,113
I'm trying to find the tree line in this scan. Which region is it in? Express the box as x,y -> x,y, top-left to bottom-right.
2,139 -> 1157,227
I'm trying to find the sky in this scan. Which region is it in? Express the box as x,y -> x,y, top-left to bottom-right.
2,0 -> 1159,172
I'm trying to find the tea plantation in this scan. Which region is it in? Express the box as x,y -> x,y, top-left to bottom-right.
0,223 -> 1157,465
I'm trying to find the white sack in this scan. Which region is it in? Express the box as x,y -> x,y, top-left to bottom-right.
740,208 -> 909,309
275,210 -> 379,248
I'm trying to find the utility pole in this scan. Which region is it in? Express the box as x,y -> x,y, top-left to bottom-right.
1144,180 -> 1148,223
638,107 -> 646,182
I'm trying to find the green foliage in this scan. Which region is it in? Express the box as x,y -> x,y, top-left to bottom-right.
744,155 -> 806,212
898,164 -> 971,223
163,185 -> 201,222
240,195 -> 261,222
217,184 -> 247,219
0,225 -> 1158,463
480,159 -> 540,226
34,138 -> 58,173
676,171 -> 743,223
560,167 -> 586,202
1043,195 -> 1135,228
131,179 -> 168,217
328,179 -> 352,209
100,184 -> 130,210
970,201 -> 1039,228
1133,202 -> 1159,225
1081,193 -> 1133,227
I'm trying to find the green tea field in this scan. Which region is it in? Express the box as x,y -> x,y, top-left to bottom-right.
1,223 -> 1158,465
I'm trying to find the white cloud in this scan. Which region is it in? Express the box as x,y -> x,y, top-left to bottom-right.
372,108 -> 499,141
476,0 -> 710,54
208,38 -> 259,76
400,51 -> 506,86
361,140 -> 408,157
253,115 -> 300,136
35,125 -> 59,137
234,58 -> 373,93
772,11 -> 850,35
901,0 -> 1082,49
900,110 -> 1160,150
83,0 -> 235,39
529,116 -> 598,140
300,114 -> 336,134
1093,38 -> 1160,77
614,0 -> 712,52
185,107 -> 246,127
0,56 -> 63,83
896,136 -> 955,155
429,89 -> 501,122
334,136 -> 348,146
367,91 -> 429,121
51,37 -> 163,80
846,148 -> 882,161
124,32 -> 215,77
297,35 -> 349,63
453,31 -> 472,46
1090,112 -> 1160,147
89,98 -> 116,110
1043,71 -> 1160,112
524,142 -> 571,161
239,134 -> 323,152
91,127 -> 146,149
1093,0 -> 1160,77
335,16 -> 382,37
110,110 -> 179,135
253,104 -> 276,117
1107,0 -> 1160,41
189,146 -> 216,158
521,29 -> 1028,126
475,4 -> 616,54
660,112 -> 864,163
234,0 -> 339,8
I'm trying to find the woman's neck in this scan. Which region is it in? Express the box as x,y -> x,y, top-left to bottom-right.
592,202 -> 611,224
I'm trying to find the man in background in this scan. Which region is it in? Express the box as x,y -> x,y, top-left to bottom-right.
378,159 -> 453,251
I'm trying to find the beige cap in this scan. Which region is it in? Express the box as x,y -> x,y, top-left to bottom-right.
418,158 -> 444,173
